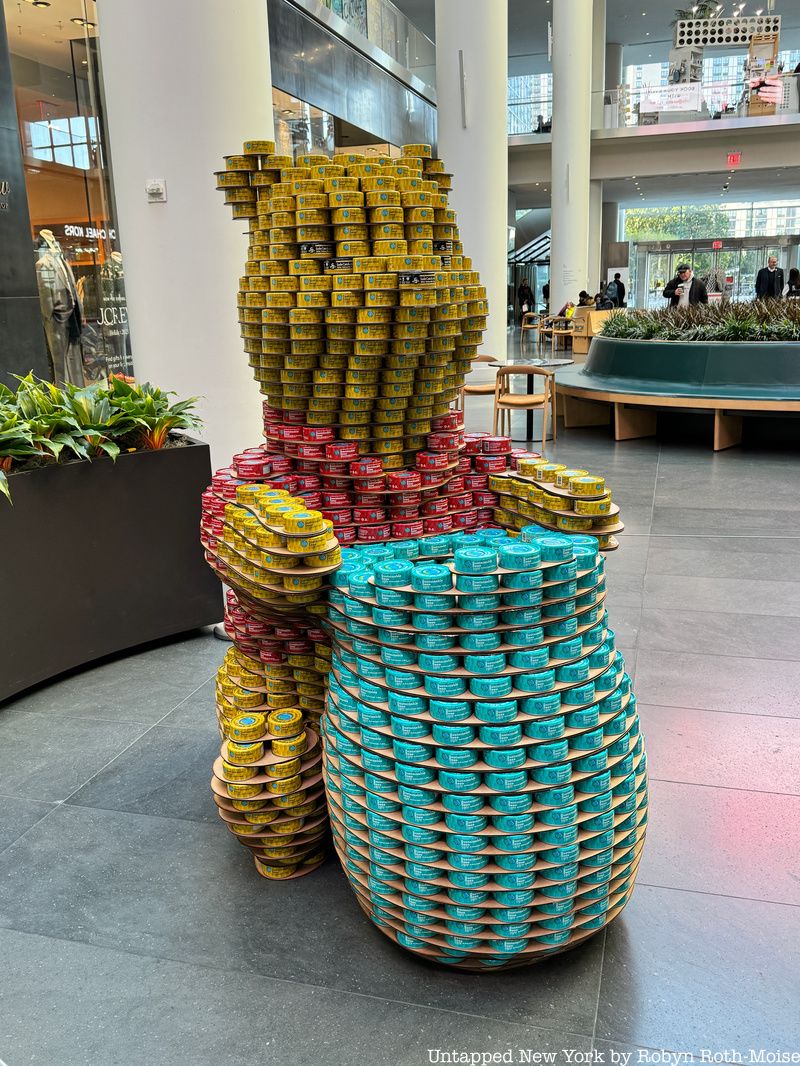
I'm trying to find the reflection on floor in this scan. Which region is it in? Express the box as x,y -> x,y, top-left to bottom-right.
1,332 -> 799,1063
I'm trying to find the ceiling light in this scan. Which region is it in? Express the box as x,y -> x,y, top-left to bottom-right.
22,0 -> 51,5
70,17 -> 96,27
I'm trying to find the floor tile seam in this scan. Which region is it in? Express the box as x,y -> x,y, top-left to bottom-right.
643,533 -> 800,541
57,721 -> 162,805
638,701 -> 800,722
588,928 -> 606,1045
635,878 -> 800,910
0,922 -> 600,1040
646,775 -> 800,799
0,805 -> 62,860
636,646 -> 800,666
140,672 -> 221,732
60,798 -> 219,828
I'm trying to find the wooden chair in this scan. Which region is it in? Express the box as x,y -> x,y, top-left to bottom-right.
520,312 -> 540,351
457,354 -> 499,411
492,365 -> 557,442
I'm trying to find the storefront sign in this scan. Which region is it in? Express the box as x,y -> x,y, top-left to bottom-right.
640,83 -> 702,113
62,223 -> 117,241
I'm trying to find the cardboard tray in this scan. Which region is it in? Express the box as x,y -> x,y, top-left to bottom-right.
212,749 -> 323,786
216,728 -> 320,769
209,770 -> 324,805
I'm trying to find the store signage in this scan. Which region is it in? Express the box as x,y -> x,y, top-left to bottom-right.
712,240 -> 723,249
727,151 -> 742,168
640,82 -> 702,113
63,223 -> 117,240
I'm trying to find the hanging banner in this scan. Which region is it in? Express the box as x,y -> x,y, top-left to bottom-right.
640,83 -> 703,113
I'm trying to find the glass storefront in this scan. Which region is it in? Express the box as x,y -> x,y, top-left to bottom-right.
3,0 -> 133,384
272,87 -> 402,162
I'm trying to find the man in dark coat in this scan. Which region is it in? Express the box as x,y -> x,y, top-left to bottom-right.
755,256 -> 785,300
663,264 -> 708,306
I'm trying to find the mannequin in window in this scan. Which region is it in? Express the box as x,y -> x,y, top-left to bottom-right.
34,229 -> 85,385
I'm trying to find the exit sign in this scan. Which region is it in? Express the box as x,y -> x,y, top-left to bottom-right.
712,240 -> 723,249
727,152 -> 742,168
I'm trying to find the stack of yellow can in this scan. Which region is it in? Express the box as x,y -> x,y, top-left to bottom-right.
211,691 -> 328,880
215,141 -> 487,456
488,461 -> 625,550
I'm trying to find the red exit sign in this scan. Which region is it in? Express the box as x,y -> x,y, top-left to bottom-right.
727,151 -> 742,168
712,240 -> 723,249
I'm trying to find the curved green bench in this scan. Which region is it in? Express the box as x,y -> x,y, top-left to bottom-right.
556,336 -> 800,450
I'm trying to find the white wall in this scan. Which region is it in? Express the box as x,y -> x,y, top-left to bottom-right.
98,0 -> 274,468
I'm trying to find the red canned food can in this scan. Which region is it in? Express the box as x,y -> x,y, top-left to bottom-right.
420,471 -> 447,488
387,470 -> 422,490
354,492 -> 384,507
390,490 -> 422,506
476,508 -> 495,524
296,444 -> 325,459
337,525 -> 357,543
453,509 -> 479,529
294,475 -> 322,491
457,456 -> 473,474
268,456 -> 293,474
350,457 -> 383,477
221,482 -> 241,501
284,411 -> 305,425
353,507 -> 386,524
446,475 -> 465,495
321,476 -> 351,491
274,626 -> 297,639
424,515 -> 453,533
510,449 -> 541,467
482,436 -> 512,455
326,441 -> 360,461
474,455 -> 507,473
431,411 -> 463,431
355,476 -> 386,492
421,497 -> 449,517
415,451 -> 448,471
320,461 -> 349,476
427,431 -> 460,451
462,434 -> 487,455
472,491 -> 498,507
271,475 -> 299,493
358,523 -> 391,542
302,426 -> 336,442
307,628 -> 327,642
287,639 -> 313,653
322,507 -> 353,523
281,425 -> 303,441
322,491 -> 352,507
388,505 -> 420,520
463,473 -> 488,490
300,492 -> 322,509
451,492 -> 473,511
393,520 -> 424,537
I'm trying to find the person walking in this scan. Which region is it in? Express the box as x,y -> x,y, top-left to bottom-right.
517,277 -> 535,322
663,264 -> 708,306
605,272 -> 626,307
755,256 -> 785,300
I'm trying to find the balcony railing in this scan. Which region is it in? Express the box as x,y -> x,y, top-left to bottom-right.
507,73 -> 800,135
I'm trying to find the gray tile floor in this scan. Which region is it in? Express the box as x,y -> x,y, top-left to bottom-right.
2,340 -> 800,1065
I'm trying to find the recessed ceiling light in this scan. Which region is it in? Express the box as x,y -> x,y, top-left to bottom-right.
70,17 -> 96,27
23,0 -> 51,6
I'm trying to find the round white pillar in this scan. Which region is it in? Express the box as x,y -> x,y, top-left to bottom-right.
435,0 -> 508,360
588,180 -> 604,295
606,42 -> 624,89
98,0 -> 273,467
550,0 -> 593,315
591,0 -> 607,128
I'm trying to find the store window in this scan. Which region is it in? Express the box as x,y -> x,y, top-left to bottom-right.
3,0 -> 133,385
272,87 -> 402,162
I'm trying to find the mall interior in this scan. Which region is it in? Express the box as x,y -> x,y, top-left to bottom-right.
0,0 -> 798,1062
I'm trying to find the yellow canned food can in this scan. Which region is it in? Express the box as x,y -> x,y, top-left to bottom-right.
569,475 -> 607,496
574,496 -> 612,515
272,732 -> 309,758
266,756 -> 302,780
268,708 -> 304,736
226,781 -> 263,799
225,740 -> 265,765
265,773 -> 302,795
221,759 -> 257,781
254,857 -> 298,879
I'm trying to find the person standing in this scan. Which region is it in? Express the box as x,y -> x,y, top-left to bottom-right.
755,256 -> 785,300
663,264 -> 708,306
517,277 -> 535,322
605,272 -> 626,307
786,267 -> 800,298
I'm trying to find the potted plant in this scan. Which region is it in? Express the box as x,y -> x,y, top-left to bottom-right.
0,376 -> 222,702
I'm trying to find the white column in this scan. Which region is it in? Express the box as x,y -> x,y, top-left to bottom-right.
588,180 -> 603,295
605,43 -> 624,88
591,0 -> 606,129
435,0 -> 508,360
98,0 -> 273,468
550,0 -> 593,314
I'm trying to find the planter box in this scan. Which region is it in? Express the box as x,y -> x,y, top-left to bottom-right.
0,438 -> 222,702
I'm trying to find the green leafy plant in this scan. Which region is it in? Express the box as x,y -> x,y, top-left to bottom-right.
600,301 -> 800,342
0,376 -> 202,503
107,379 -> 201,450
